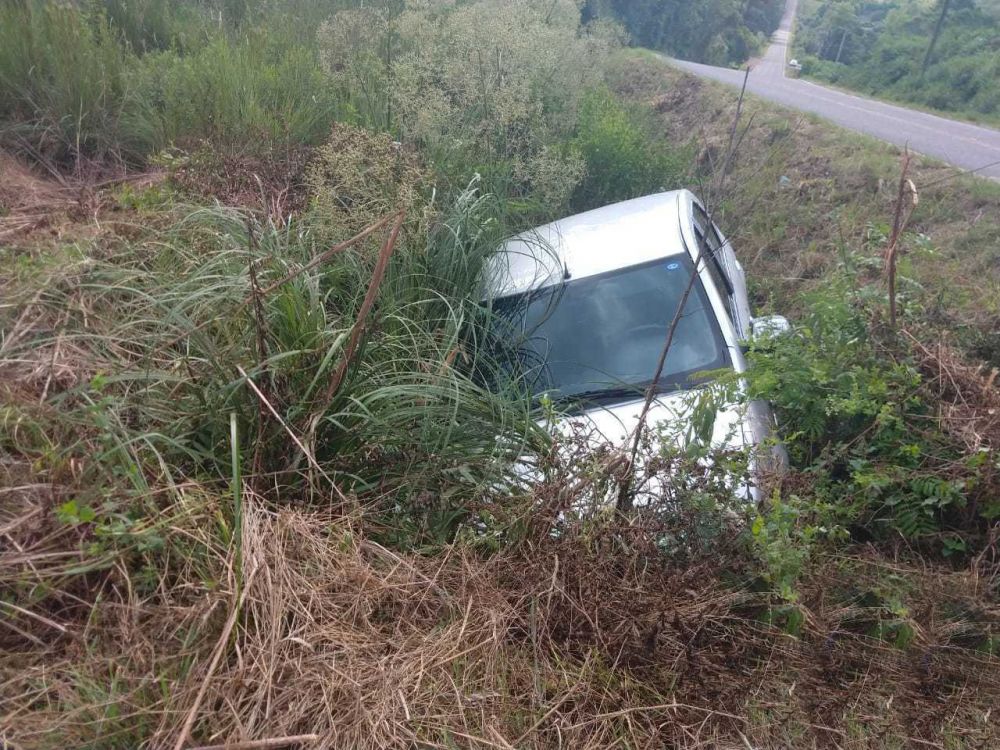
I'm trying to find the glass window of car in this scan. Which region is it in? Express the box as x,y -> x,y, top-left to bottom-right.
692,205 -> 736,318
483,255 -> 731,404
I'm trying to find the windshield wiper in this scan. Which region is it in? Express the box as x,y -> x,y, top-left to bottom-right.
563,385 -> 647,405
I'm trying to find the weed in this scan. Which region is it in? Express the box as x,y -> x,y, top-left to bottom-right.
569,87 -> 690,212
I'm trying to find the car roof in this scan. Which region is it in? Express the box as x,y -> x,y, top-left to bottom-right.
485,190 -> 694,299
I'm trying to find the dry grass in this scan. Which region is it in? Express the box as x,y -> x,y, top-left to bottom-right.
0,153 -> 166,245
168,144 -> 315,224
3,478 -> 999,748
907,331 -> 1000,454
0,154 -> 90,242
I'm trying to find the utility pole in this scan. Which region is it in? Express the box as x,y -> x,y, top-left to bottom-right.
921,0 -> 953,78
835,27 -> 848,63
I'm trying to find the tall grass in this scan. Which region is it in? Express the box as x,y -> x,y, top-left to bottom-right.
0,178 -> 552,744
99,0 -> 212,53
2,187 -> 546,547
135,33 -> 341,154
0,2 -> 137,163
0,0 -> 343,165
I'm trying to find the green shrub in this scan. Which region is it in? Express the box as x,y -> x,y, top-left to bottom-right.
306,123 -> 432,240
569,87 -> 688,212
745,273 -> 1000,544
318,0 -> 619,211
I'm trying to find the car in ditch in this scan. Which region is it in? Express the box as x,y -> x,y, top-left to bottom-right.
480,190 -> 789,502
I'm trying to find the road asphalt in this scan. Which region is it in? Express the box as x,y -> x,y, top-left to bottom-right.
666,0 -> 1000,181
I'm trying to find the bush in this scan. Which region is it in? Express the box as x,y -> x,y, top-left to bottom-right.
318,0 -> 621,212
745,273 -> 1000,545
569,87 -> 688,212
306,122 -> 432,240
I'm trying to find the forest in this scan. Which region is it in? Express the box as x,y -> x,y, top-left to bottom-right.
794,0 -> 1000,120
584,0 -> 787,64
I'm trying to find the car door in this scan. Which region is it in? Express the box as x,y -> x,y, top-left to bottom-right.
691,202 -> 787,473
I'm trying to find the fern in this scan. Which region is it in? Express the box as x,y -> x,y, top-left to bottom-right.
893,501 -> 939,539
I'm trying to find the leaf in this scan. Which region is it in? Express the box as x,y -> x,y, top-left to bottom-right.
56,499 -> 96,526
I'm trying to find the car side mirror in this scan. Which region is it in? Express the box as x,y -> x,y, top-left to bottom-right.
749,315 -> 791,344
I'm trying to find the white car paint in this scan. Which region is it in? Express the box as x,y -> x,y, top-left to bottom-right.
484,190 -> 787,495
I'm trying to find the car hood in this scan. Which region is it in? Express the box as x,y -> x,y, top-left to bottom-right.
513,385 -> 781,509
551,388 -> 752,453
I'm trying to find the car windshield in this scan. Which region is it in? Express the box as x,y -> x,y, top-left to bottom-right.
485,255 -> 731,403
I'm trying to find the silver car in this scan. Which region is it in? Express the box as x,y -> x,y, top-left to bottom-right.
483,190 -> 789,495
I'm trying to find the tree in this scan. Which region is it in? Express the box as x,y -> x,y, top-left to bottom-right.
582,0 -> 785,65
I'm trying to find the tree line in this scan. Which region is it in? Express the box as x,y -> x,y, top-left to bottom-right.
794,0 -> 1000,119
583,0 -> 786,65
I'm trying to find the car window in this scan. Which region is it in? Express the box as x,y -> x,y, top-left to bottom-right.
484,255 -> 731,403
693,205 -> 724,256
692,206 -> 736,325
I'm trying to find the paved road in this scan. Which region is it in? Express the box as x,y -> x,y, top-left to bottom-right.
667,0 -> 1000,180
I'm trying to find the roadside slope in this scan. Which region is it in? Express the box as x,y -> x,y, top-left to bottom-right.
612,52 -> 1000,360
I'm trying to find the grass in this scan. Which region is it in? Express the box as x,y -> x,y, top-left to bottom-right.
569,86 -> 692,212
3,144 -> 999,749
4,194 -> 542,501
4,480 -> 997,747
135,33 -> 341,155
0,2 -> 135,163
2,6 -> 1000,750
0,1 -> 342,167
0,180 -> 550,745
